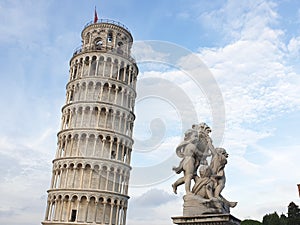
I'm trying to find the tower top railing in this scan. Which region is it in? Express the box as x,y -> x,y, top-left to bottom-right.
84,19 -> 131,33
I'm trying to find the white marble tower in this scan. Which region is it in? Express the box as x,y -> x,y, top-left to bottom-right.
42,18 -> 138,225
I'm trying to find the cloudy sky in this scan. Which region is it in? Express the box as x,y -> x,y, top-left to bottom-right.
1,0 -> 300,225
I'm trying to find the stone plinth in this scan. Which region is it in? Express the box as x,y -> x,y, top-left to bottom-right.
172,214 -> 241,225
183,194 -> 231,216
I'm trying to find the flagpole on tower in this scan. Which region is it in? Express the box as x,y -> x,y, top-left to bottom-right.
94,6 -> 98,23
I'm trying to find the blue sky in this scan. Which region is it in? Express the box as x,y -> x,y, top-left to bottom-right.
1,0 -> 300,225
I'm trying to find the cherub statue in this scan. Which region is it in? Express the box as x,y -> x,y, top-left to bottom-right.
210,147 -> 228,199
172,123 -> 213,194
172,129 -> 200,194
209,147 -> 237,207
192,147 -> 237,208
172,123 -> 237,216
192,165 -> 215,199
192,122 -> 214,165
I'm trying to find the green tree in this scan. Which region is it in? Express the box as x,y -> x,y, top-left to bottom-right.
280,213 -> 288,225
287,202 -> 300,225
262,212 -> 281,225
241,219 -> 262,225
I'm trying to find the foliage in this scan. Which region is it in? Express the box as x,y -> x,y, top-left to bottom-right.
287,202 -> 300,225
280,213 -> 288,225
243,202 -> 300,225
241,219 -> 262,225
262,212 -> 281,225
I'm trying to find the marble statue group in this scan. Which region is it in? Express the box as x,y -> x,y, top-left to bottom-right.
172,123 -> 237,216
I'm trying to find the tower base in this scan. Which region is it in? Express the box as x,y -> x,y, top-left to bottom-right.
172,214 -> 241,225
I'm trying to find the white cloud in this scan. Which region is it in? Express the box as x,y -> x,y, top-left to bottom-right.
128,188 -> 180,225
198,25 -> 300,127
131,188 -> 177,207
287,36 -> 300,56
132,41 -> 170,63
227,144 -> 300,220
0,136 -> 51,225
198,1 -> 279,42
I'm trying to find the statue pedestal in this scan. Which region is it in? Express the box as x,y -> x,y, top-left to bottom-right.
183,194 -> 232,216
172,214 -> 241,225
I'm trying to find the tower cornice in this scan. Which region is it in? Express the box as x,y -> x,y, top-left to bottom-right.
82,19 -> 133,41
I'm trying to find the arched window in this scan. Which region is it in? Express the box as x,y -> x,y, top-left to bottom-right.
70,209 -> 77,222
94,38 -> 103,50
90,56 -> 97,76
117,42 -> 123,54
85,33 -> 90,44
69,90 -> 74,102
107,32 -> 113,42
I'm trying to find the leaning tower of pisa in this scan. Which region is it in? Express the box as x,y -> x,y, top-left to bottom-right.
42,18 -> 138,225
